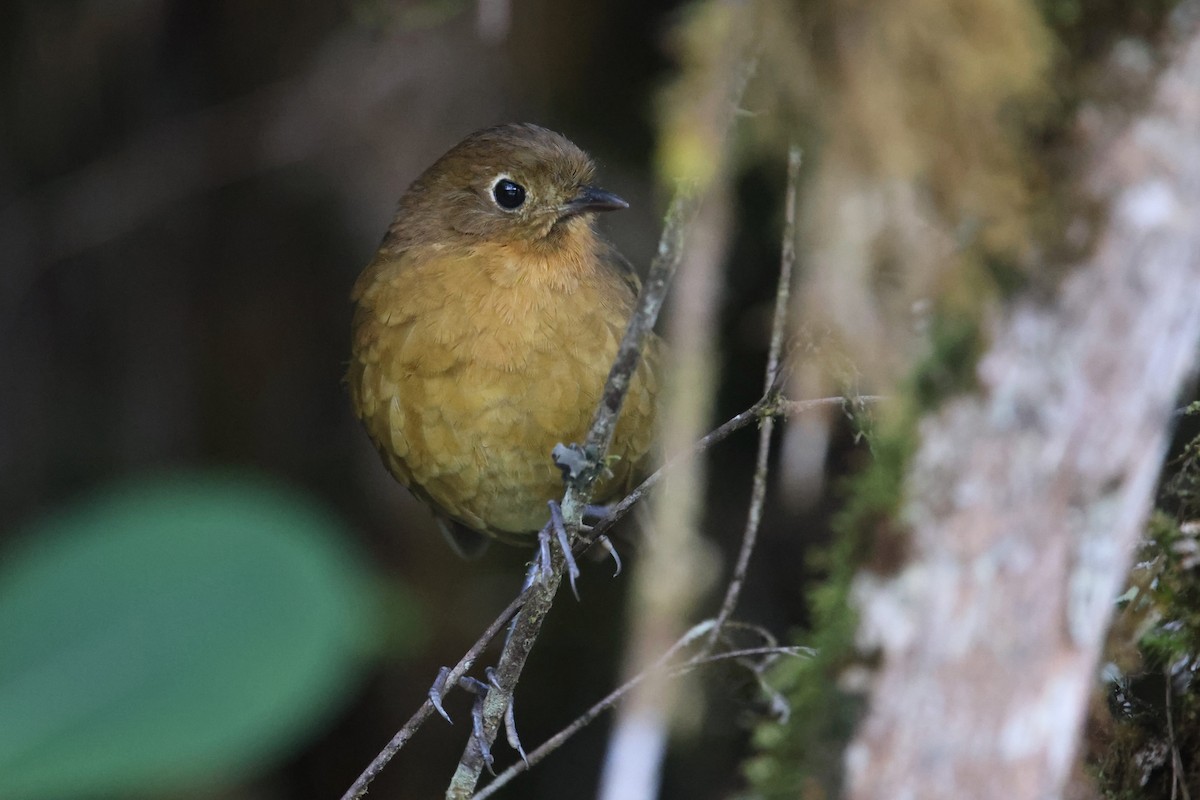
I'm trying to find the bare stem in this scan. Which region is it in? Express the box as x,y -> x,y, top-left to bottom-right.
705,144 -> 803,652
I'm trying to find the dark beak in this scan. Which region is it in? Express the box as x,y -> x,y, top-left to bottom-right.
564,185 -> 629,216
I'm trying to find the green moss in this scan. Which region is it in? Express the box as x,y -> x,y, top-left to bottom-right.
1162,407 -> 1200,520
909,313 -> 986,414
1088,412 -> 1200,798
1035,0 -> 1182,63
743,284 -> 998,794
744,395 -> 916,798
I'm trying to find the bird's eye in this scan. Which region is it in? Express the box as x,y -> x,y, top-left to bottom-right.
492,178 -> 526,210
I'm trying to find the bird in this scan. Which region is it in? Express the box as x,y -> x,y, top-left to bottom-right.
348,122 -> 660,565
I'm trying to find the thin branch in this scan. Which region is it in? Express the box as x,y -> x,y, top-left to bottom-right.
706,144 -> 803,652
339,592 -> 527,800
444,180 -> 707,799
583,395 -> 881,548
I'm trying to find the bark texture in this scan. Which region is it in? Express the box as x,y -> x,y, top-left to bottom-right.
846,22 -> 1200,800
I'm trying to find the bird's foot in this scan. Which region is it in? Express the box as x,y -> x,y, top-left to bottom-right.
529,502 -> 624,592
430,669 -> 526,774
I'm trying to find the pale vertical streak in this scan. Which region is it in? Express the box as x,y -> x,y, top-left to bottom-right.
597,184 -> 731,800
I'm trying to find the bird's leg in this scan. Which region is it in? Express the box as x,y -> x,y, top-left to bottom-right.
529,532 -> 552,589
532,501 -> 582,596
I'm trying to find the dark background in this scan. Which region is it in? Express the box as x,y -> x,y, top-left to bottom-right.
0,2 -> 845,797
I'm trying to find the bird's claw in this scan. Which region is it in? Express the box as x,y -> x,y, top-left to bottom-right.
505,692 -> 529,765
481,668 -> 528,765
581,504 -> 622,576
593,534 -> 623,577
531,501 -> 625,593
532,501 -> 583,598
436,669 -> 523,772
429,666 -> 453,724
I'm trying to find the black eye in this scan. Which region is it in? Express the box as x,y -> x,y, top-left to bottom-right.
492,178 -> 526,210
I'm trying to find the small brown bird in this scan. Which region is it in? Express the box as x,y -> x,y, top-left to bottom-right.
348,123 -> 659,560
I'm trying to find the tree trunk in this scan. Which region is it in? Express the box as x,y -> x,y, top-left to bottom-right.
846,22 -> 1200,800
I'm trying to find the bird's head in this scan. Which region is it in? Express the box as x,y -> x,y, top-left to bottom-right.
390,123 -> 627,249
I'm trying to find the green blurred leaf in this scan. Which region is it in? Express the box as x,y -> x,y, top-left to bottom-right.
0,472 -> 389,798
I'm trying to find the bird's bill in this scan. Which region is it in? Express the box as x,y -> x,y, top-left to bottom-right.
563,185 -> 629,215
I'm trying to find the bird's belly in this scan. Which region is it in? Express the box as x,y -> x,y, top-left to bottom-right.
407,358 -> 596,534
352,257 -> 658,540
384,313 -> 648,537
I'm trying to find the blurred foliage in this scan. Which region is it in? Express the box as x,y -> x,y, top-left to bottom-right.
655,0 -> 754,187
746,0 -> 1052,387
0,472 -> 397,798
1087,406 -> 1200,799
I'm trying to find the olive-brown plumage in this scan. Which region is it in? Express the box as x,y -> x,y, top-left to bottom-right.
348,123 -> 659,555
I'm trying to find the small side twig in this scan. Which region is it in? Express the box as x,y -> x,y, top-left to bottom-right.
474,627 -> 812,798
583,395 -> 878,549
706,143 -> 803,652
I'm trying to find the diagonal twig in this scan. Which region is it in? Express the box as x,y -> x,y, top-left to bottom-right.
339,592 -> 527,800
583,394 -> 882,548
